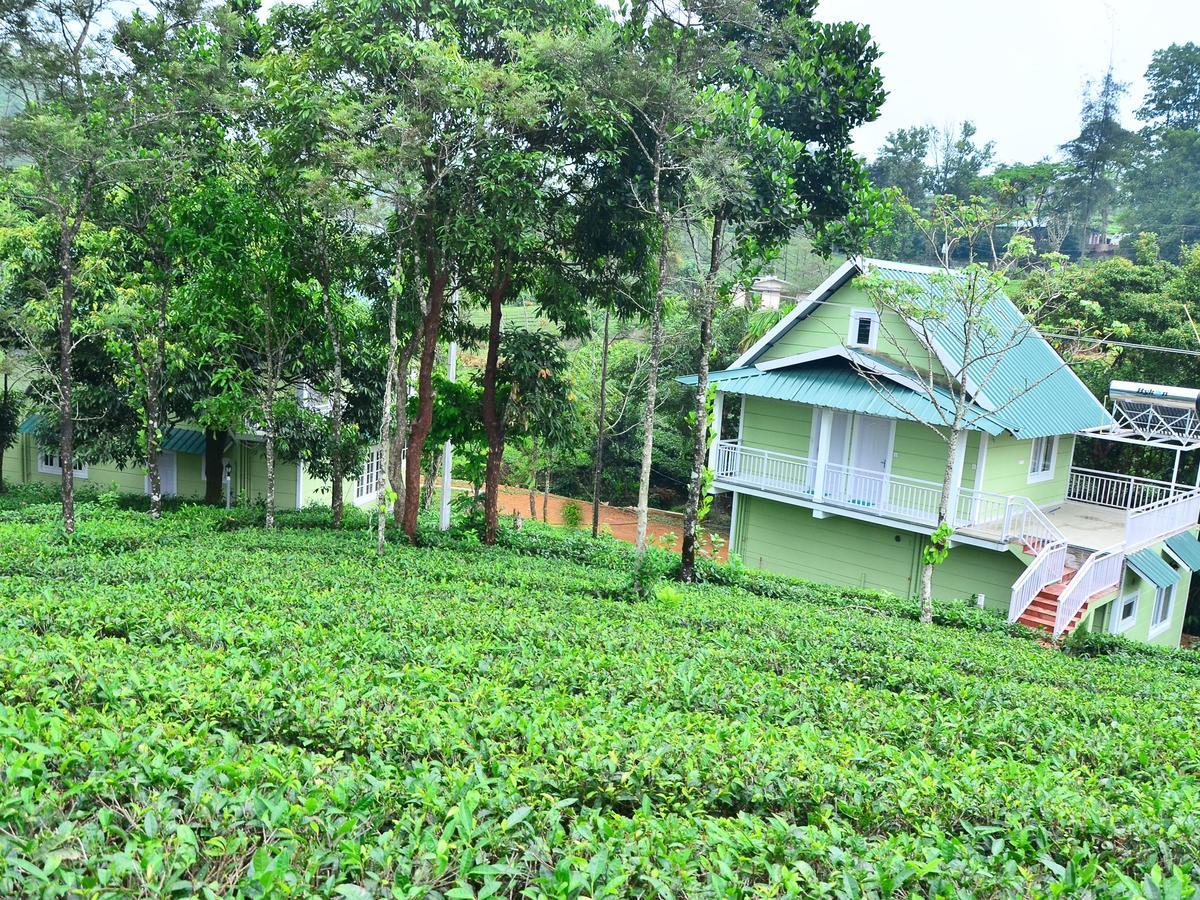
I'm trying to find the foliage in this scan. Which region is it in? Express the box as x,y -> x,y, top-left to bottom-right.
3,506 -> 1200,894
559,500 -> 582,530
922,522 -> 953,566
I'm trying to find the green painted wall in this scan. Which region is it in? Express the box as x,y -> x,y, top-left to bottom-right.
1088,536 -> 1194,647
980,433 -> 1073,507
733,493 -> 1025,606
3,431 -> 330,511
738,397 -> 813,458
757,281 -> 946,378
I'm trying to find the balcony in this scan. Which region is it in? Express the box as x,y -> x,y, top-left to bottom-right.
712,440 -> 1061,552
713,440 -> 1200,553
1053,468 -> 1200,550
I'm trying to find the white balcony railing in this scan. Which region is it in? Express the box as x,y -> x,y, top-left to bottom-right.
1068,467 -> 1179,510
1069,466 -> 1200,549
714,440 -> 1063,550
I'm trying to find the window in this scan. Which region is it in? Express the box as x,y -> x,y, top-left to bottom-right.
1112,590 -> 1138,634
847,309 -> 879,350
1150,583 -> 1175,636
38,450 -> 87,478
355,446 -> 385,501
1027,436 -> 1057,483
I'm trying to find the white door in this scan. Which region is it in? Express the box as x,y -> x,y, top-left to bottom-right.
809,410 -> 850,496
145,451 -> 177,497
846,416 -> 892,507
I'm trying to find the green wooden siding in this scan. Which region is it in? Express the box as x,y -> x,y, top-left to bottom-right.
1079,536 -> 1193,647
2,431 -> 323,511
738,397 -> 812,458
889,420 -> 949,483
980,433 -> 1073,507
734,493 -> 1025,606
757,282 -> 945,378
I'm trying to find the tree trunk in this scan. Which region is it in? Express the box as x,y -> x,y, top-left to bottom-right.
264,397 -> 277,530
377,289 -> 399,556
591,310 -> 610,538
204,430 -> 224,504
480,275 -> 511,545
57,231 -> 76,535
634,215 -> 670,563
321,276 -> 345,528
146,416 -> 161,520
919,428 -> 964,624
402,273 -> 449,539
542,466 -> 549,523
528,437 -> 538,519
681,212 -> 725,581
145,270 -> 170,521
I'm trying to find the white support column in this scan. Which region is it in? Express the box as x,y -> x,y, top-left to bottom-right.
812,408 -> 833,516
946,432 -> 968,528
1172,448 -> 1181,489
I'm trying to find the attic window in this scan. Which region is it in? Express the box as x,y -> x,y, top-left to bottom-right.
848,309 -> 879,350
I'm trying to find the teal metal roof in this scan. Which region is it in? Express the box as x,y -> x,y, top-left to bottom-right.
679,359 -> 1006,434
18,414 -> 44,434
1127,548 -> 1182,589
162,427 -> 208,455
735,259 -> 1115,440
852,263 -> 1113,439
1166,532 -> 1200,571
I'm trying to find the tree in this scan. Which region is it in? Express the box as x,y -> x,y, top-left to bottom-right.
0,372 -> 20,491
257,15 -> 370,527
1138,42 -> 1200,131
180,174 -> 316,528
0,0 -> 128,532
99,0 -> 236,518
679,1 -> 886,580
1061,67 -> 1133,249
859,198 -> 1080,622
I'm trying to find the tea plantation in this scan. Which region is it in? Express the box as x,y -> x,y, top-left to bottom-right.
2,496 -> 1200,897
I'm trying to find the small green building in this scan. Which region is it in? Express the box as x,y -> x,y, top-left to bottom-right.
1,381 -> 385,513
687,258 -> 1200,648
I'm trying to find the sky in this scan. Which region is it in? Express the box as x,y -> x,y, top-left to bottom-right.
816,0 -> 1200,165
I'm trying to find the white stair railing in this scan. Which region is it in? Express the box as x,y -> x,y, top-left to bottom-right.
1008,539 -> 1068,623
1052,543 -> 1125,637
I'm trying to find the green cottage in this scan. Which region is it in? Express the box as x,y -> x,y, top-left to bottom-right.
685,258 -> 1200,648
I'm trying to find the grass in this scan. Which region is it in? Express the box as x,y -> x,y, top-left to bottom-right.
1,494 -> 1199,896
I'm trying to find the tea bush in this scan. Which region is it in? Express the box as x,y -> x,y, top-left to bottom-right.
2,504 -> 1200,896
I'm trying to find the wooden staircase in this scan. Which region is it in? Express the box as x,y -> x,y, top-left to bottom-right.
1016,568 -> 1090,636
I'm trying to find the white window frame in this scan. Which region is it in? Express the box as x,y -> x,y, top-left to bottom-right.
354,446 -> 385,503
1112,590 -> 1138,634
1027,436 -> 1058,483
38,450 -> 87,479
846,309 -> 880,350
1149,582 -> 1175,638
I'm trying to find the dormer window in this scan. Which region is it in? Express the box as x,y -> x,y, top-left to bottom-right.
848,309 -> 879,350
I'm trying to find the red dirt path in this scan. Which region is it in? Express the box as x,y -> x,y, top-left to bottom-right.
473,483 -> 729,561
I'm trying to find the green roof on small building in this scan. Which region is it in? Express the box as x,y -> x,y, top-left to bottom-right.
1127,548 -> 1181,589
1165,532 -> 1200,571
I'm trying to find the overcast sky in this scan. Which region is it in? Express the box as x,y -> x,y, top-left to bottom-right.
817,0 -> 1200,165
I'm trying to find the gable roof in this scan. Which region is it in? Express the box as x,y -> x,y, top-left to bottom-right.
680,355 -> 1006,435
730,257 -> 1113,440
